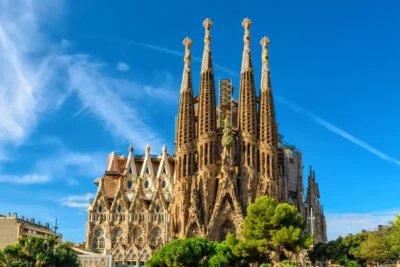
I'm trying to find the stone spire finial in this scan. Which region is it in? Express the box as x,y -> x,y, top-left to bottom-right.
162,145 -> 167,153
203,18 -> 212,45
129,144 -> 133,153
146,144 -> 150,153
260,37 -> 270,64
242,18 -> 252,45
183,37 -> 193,66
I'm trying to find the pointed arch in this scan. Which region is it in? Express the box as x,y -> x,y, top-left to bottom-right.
112,226 -> 124,248
92,227 -> 105,250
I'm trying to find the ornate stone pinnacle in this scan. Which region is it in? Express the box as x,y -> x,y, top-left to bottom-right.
242,18 -> 252,28
260,37 -> 270,64
242,18 -> 252,45
183,37 -> 193,64
203,18 -> 212,44
260,36 -> 270,47
146,144 -> 150,153
162,145 -> 167,153
129,144 -> 133,153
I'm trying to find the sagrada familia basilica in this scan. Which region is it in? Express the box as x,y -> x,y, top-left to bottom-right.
84,18 -> 327,266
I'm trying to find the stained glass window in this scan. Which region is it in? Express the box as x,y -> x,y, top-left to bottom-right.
162,181 -> 167,188
144,180 -> 149,188
128,181 -> 133,188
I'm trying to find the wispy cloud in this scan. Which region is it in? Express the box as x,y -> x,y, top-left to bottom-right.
61,193 -> 94,208
0,174 -> 49,184
0,0 -> 172,158
116,62 -> 130,71
326,210 -> 399,240
275,96 -> 400,166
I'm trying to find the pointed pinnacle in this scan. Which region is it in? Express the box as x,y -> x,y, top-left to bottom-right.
203,18 -> 212,45
183,37 -> 193,65
242,18 -> 252,45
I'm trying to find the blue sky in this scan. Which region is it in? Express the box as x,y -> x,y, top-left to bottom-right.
1,0 -> 400,243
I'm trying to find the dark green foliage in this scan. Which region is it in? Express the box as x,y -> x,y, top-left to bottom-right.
146,237 -> 238,267
0,237 -> 79,267
227,196 -> 311,264
309,215 -> 400,266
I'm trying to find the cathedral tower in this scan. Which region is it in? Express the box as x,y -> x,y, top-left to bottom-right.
171,37 -> 196,238
238,18 -> 259,208
197,19 -> 218,228
258,37 -> 279,201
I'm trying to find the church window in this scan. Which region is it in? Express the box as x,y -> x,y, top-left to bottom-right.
146,167 -> 149,174
98,206 -> 102,212
162,168 -> 166,174
129,168 -> 132,174
150,227 -> 162,246
144,180 -> 150,188
112,227 -> 124,248
155,205 -> 160,213
99,237 -> 105,248
128,181 -> 133,188
118,205 -> 122,213
93,227 -> 105,249
162,180 -> 167,188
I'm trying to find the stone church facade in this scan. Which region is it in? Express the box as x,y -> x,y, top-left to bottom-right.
85,18 -> 327,266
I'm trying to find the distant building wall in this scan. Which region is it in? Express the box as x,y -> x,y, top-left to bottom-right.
0,217 -> 19,249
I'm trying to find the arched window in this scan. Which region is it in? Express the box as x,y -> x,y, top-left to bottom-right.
127,181 -> 133,188
98,205 -> 102,212
144,180 -> 150,188
150,227 -> 162,246
92,228 -> 105,249
162,180 -> 167,189
132,227 -> 144,244
112,227 -> 124,248
117,205 -> 122,213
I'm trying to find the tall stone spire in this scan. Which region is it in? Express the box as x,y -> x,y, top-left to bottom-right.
257,36 -> 279,201
238,18 -> 259,209
172,37 -> 196,238
197,18 -> 217,230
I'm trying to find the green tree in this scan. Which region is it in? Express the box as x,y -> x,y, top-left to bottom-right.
0,237 -> 79,267
388,214 -> 400,260
146,237 -> 238,267
359,229 -> 392,264
227,196 -> 312,265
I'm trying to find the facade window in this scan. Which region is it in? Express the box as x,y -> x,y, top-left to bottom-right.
99,237 -> 105,248
112,227 -> 124,248
162,180 -> 167,188
118,205 -> 122,213
92,228 -> 105,249
132,227 -> 144,244
128,181 -> 133,188
98,206 -> 102,212
144,180 -> 150,188
155,205 -> 160,213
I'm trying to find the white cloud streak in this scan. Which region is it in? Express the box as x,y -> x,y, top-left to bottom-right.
0,174 -> 49,184
275,96 -> 400,166
61,193 -> 94,208
326,210 -> 399,240
0,0 -> 173,158
84,36 -> 239,77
